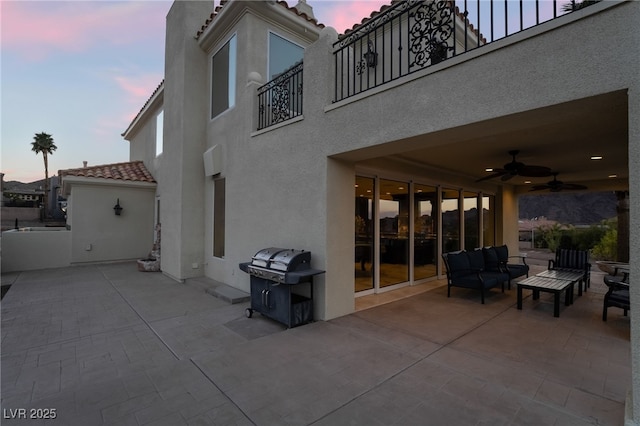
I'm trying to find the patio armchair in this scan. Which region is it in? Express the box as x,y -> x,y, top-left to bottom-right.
549,248 -> 591,290
602,271 -> 630,321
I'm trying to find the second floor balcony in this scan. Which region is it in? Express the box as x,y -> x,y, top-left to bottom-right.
256,0 -> 601,131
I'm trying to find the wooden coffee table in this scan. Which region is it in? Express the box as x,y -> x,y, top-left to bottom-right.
516,276 -> 575,317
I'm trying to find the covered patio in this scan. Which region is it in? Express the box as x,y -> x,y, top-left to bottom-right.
1,255 -> 630,425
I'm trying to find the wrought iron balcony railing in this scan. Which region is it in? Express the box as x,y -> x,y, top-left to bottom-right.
334,0 -> 579,102
257,62 -> 304,131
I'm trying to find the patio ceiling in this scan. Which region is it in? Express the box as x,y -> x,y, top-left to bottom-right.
361,90 -> 629,194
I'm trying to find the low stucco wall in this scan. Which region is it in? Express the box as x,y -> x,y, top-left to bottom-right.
1,228 -> 71,272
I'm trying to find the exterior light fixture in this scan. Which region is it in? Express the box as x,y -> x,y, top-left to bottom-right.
113,198 -> 123,216
363,40 -> 378,68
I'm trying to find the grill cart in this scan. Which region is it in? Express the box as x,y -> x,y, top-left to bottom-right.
239,247 -> 325,328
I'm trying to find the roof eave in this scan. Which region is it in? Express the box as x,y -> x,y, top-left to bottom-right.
122,81 -> 165,141
61,175 -> 157,197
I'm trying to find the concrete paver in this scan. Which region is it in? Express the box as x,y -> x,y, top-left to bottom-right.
1,260 -> 630,425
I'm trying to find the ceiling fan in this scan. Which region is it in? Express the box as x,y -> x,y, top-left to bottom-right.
476,150 -> 553,182
529,173 -> 588,192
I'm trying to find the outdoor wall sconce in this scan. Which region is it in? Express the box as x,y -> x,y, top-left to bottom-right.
363,40 -> 378,68
113,199 -> 123,216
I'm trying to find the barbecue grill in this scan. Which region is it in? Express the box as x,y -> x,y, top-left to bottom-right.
239,247 -> 325,328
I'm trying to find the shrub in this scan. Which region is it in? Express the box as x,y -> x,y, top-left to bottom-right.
592,219 -> 618,261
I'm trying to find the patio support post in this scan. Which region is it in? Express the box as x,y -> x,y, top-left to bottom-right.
628,79 -> 640,425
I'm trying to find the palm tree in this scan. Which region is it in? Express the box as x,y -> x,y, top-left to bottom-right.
562,0 -> 601,13
30,132 -> 57,220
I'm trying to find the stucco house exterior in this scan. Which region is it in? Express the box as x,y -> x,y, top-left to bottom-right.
121,0 -> 639,420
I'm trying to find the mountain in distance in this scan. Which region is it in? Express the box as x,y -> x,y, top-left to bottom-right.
519,191 -> 617,225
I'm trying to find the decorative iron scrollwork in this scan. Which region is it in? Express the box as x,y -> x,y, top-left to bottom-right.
408,1 -> 454,69
257,62 -> 303,129
270,82 -> 291,124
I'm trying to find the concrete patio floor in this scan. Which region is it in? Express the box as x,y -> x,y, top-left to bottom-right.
1,260 -> 631,425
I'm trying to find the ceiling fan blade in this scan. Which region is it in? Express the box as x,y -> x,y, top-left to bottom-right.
501,173 -> 516,181
476,170 -> 507,182
519,165 -> 553,177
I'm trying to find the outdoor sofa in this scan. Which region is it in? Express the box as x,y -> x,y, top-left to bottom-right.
442,245 -> 529,303
442,248 -> 508,304
483,245 -> 530,289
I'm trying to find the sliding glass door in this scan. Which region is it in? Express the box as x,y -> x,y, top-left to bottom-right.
379,179 -> 409,287
414,184 -> 437,280
355,176 -> 495,295
355,177 -> 375,292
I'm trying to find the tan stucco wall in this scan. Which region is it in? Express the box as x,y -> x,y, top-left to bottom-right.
68,183 -> 155,264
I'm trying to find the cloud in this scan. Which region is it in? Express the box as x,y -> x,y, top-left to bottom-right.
112,73 -> 163,123
1,1 -> 170,62
313,0 -> 390,33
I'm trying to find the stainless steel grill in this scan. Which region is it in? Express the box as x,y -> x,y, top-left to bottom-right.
239,247 -> 324,328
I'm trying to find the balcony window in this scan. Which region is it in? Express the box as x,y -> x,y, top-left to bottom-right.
268,32 -> 303,80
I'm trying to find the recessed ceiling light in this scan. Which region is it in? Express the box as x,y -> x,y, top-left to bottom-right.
485,168 -> 494,172
591,156 -> 603,160
609,174 -> 617,178
524,180 -> 531,184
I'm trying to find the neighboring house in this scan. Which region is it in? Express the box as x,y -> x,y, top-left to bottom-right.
122,0 -> 638,418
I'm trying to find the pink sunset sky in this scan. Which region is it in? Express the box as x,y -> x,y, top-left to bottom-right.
1,0 -> 389,183
1,0 -> 567,183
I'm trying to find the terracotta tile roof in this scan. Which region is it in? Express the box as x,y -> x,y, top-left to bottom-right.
60,161 -> 156,183
196,0 -> 325,40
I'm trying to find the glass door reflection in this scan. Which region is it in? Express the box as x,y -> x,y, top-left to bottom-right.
441,188 -> 460,253
379,179 -> 409,287
463,191 -> 479,250
414,184 -> 437,280
355,177 -> 374,292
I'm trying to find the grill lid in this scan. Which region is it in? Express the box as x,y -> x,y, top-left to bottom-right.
249,247 -> 310,272
270,249 -> 310,272
251,247 -> 286,268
